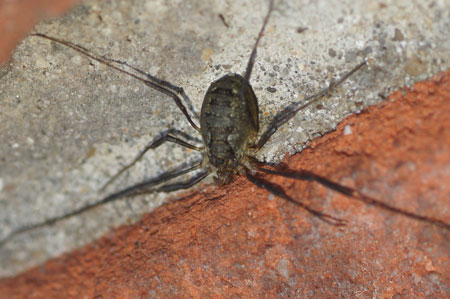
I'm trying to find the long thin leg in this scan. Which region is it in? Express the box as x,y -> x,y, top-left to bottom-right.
242,0 -> 274,85
158,127 -> 203,144
0,161 -> 206,247
30,33 -> 201,131
246,173 -> 347,226
239,0 -> 274,125
152,170 -> 209,193
105,58 -> 199,121
101,130 -> 204,191
254,60 -> 367,150
257,166 -> 450,230
103,165 -> 208,201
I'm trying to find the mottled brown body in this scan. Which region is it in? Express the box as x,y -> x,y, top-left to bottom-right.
200,74 -> 258,184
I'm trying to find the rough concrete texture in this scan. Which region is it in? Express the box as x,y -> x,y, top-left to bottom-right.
0,69 -> 449,298
0,0 -> 449,277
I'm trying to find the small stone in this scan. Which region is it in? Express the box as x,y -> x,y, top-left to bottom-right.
343,125 -> 352,135
393,28 -> 404,41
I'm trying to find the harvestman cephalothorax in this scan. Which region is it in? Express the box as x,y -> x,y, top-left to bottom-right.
1,0 -> 449,247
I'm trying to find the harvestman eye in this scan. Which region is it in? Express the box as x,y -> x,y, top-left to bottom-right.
1,0 -> 449,247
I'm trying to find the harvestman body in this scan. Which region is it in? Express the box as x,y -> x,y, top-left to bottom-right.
1,0 -> 449,247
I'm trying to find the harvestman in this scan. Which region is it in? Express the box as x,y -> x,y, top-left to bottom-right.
1,0 -> 449,247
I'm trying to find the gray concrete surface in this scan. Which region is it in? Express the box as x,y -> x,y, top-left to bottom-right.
0,0 -> 449,277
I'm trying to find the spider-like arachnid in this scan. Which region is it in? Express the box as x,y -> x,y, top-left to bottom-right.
1,0 -> 449,249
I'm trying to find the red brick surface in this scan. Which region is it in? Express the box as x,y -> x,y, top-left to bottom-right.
0,0 -> 79,65
1,71 -> 449,297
